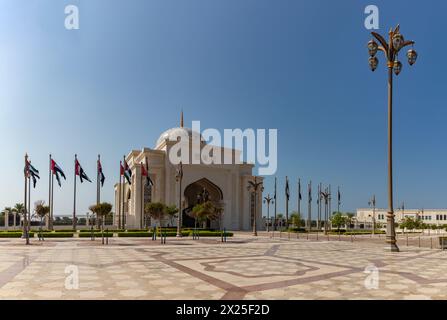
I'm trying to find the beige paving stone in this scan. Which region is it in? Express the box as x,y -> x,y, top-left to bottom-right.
0,235 -> 446,300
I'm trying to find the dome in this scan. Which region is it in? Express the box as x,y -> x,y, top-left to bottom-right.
155,127 -> 203,148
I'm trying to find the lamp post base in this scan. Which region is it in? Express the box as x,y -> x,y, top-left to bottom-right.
384,243 -> 400,252
176,234 -> 182,238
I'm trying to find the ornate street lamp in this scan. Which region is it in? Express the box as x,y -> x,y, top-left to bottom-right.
368,25 -> 417,252
263,194 -> 274,232
248,177 -> 264,236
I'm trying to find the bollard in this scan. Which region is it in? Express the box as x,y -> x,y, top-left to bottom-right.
106,229 -> 109,245
431,237 -> 433,249
406,235 -> 409,246
316,232 -> 318,241
224,228 -> 227,242
338,233 -> 341,241
351,234 -> 353,242
418,236 -> 421,248
306,232 -> 309,240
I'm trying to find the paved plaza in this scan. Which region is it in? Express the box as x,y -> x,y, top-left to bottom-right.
0,233 -> 446,300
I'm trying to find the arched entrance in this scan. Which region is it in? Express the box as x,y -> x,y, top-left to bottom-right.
183,178 -> 223,228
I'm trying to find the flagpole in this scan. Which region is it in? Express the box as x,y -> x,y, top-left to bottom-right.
122,155 -> 126,229
140,164 -> 143,229
297,178 -> 301,221
48,154 -> 51,230
118,161 -> 122,229
97,154 -> 100,205
51,166 -> 54,231
318,183 -> 322,230
73,154 -> 77,230
285,176 -> 289,229
24,154 -> 29,245
308,181 -> 312,233
274,177 -> 277,231
317,183 -> 320,230
28,174 -> 31,232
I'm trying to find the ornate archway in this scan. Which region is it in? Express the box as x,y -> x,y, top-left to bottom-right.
183,178 -> 223,228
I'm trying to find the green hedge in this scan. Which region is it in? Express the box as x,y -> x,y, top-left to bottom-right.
189,231 -> 233,237
79,229 -> 124,233
118,232 -> 151,237
117,231 -> 190,237
0,232 -> 22,238
78,232 -> 113,238
0,232 -> 35,238
40,232 -> 73,238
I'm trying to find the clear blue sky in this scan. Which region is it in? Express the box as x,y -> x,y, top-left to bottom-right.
1,0 -> 446,218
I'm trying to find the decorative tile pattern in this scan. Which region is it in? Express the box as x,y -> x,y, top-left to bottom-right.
0,235 -> 446,299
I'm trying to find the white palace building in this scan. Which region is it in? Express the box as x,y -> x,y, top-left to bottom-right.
356,208 -> 447,227
114,113 -> 263,231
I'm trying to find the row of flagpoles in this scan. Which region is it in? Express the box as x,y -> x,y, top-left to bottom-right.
24,152 -> 155,233
273,176 -> 341,231
23,154 -> 106,230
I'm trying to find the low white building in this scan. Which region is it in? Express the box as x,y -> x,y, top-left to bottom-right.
356,208 -> 447,227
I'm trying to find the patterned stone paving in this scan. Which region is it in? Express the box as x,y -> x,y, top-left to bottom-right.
0,234 -> 446,300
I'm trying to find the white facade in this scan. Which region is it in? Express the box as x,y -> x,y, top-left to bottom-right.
356,208 -> 447,226
114,120 -> 263,231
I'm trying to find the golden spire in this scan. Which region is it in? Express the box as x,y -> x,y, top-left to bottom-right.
180,109 -> 184,128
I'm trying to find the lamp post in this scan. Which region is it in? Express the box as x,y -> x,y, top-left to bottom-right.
175,162 -> 183,237
368,25 -> 417,252
248,177 -> 263,236
263,194 -> 274,232
368,195 -> 376,235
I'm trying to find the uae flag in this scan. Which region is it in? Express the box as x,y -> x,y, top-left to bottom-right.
285,177 -> 290,201
308,182 -> 312,203
97,159 -> 105,186
123,160 -> 132,184
141,159 -> 153,187
51,159 -> 66,187
75,159 -> 92,183
298,179 -> 302,201
25,159 -> 40,188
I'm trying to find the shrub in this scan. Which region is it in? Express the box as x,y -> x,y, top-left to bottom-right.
287,227 -> 306,233
0,232 -> 22,238
189,231 -> 233,237
40,232 -> 73,238
78,232 -> 113,238
118,232 -> 151,237
53,230 -> 75,233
